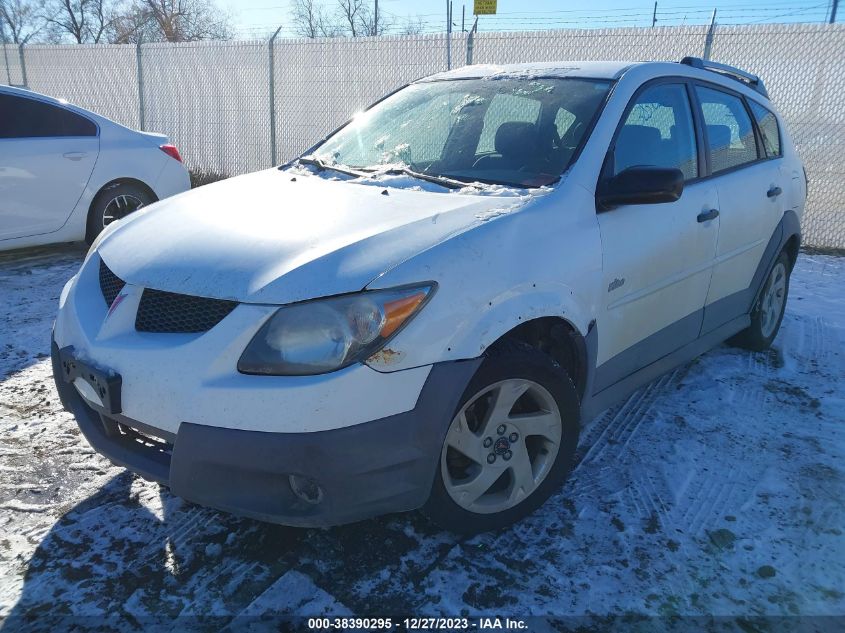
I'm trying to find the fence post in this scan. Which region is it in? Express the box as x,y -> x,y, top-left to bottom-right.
703,9 -> 717,60
18,43 -> 27,87
136,41 -> 145,130
269,26 -> 282,166
446,0 -> 452,70
2,43 -> 10,85
466,17 -> 478,65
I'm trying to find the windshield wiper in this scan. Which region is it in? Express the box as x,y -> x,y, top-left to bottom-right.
297,156 -> 369,179
298,157 -> 475,191
382,166 -> 474,191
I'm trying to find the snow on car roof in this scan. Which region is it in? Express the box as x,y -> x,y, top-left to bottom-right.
418,61 -> 640,82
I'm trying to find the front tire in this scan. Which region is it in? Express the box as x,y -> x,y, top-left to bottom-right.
86,182 -> 155,244
729,250 -> 791,352
423,341 -> 580,534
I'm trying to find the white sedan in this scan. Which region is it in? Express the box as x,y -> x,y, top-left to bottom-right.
0,85 -> 190,252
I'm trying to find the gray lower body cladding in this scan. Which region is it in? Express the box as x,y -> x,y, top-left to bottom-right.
51,339 -> 480,527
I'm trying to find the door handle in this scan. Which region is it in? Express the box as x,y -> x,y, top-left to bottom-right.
62,152 -> 87,161
697,209 -> 719,223
767,186 -> 783,198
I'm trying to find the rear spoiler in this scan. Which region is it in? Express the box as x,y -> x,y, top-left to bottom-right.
680,57 -> 768,98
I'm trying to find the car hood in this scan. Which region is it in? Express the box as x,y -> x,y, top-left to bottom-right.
97,168 -> 536,305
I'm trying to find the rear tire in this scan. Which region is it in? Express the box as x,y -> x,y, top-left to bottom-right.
423,340 -> 580,534
729,250 -> 791,352
86,182 -> 155,244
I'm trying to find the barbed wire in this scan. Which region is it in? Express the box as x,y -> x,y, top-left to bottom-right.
234,0 -> 834,38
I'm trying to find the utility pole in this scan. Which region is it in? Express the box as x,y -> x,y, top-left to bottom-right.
462,4 -> 465,32
830,0 -> 839,23
652,2 -> 658,27
374,0 -> 379,34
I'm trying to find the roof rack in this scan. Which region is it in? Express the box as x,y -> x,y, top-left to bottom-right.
680,56 -> 768,98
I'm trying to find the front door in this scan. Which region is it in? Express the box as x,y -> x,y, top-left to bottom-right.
595,82 -> 719,391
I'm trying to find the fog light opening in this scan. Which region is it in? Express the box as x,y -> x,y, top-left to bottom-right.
289,475 -> 324,505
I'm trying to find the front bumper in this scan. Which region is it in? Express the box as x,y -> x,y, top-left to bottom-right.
53,340 -> 479,527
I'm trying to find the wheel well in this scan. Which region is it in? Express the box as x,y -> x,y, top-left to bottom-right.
784,234 -> 800,270
88,178 -> 158,219
489,317 -> 588,400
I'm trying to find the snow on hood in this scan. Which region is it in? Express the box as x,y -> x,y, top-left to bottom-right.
96,167 -> 541,305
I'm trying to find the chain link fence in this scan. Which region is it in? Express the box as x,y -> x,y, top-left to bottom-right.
3,23 -> 845,248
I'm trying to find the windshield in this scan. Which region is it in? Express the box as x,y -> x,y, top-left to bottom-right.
310,77 -> 612,188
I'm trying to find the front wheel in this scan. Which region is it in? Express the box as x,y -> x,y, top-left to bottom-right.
729,250 -> 791,352
423,341 -> 580,534
86,182 -> 155,243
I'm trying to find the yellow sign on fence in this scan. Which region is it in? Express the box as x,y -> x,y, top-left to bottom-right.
474,0 -> 497,15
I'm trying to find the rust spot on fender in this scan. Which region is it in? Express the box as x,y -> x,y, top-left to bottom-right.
369,348 -> 405,366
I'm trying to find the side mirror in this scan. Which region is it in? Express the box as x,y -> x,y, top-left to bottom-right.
597,166 -> 684,209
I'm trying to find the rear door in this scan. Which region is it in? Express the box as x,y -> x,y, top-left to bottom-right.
693,85 -> 784,333
595,81 -> 719,390
0,93 -> 99,240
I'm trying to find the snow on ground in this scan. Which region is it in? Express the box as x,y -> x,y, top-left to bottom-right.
0,246 -> 843,629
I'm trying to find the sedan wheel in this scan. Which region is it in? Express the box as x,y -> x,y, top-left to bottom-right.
86,182 -> 156,244
101,194 -> 145,229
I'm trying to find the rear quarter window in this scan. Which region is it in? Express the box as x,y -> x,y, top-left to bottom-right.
748,100 -> 782,158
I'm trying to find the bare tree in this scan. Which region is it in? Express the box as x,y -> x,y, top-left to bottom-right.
290,0 -> 426,39
355,2 -> 391,36
108,2 -> 155,42
117,0 -> 232,42
399,15 -> 424,35
0,0 -> 46,43
335,0 -> 364,36
290,0 -> 340,38
44,0 -> 117,43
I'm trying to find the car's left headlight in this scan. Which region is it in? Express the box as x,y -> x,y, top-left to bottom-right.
237,283 -> 436,376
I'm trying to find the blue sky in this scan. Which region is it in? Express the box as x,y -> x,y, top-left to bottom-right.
223,0 -> 837,39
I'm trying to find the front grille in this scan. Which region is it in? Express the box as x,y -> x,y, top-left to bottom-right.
99,259 -> 125,306
135,288 -> 238,334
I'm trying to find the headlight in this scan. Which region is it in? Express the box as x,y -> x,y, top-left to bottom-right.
237,283 -> 436,375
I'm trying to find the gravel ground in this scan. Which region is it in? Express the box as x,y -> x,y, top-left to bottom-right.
0,246 -> 843,630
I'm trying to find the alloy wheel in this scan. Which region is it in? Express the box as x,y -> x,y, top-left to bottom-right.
760,261 -> 787,339
440,378 -> 562,514
102,194 -> 144,229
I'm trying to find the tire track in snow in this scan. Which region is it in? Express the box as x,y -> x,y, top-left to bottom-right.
579,369 -> 682,468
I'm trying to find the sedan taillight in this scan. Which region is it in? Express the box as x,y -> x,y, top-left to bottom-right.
160,144 -> 183,163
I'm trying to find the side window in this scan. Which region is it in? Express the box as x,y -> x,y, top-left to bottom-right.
748,100 -> 781,158
0,93 -> 97,139
695,86 -> 758,173
612,83 -> 698,180
476,93 -> 541,154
